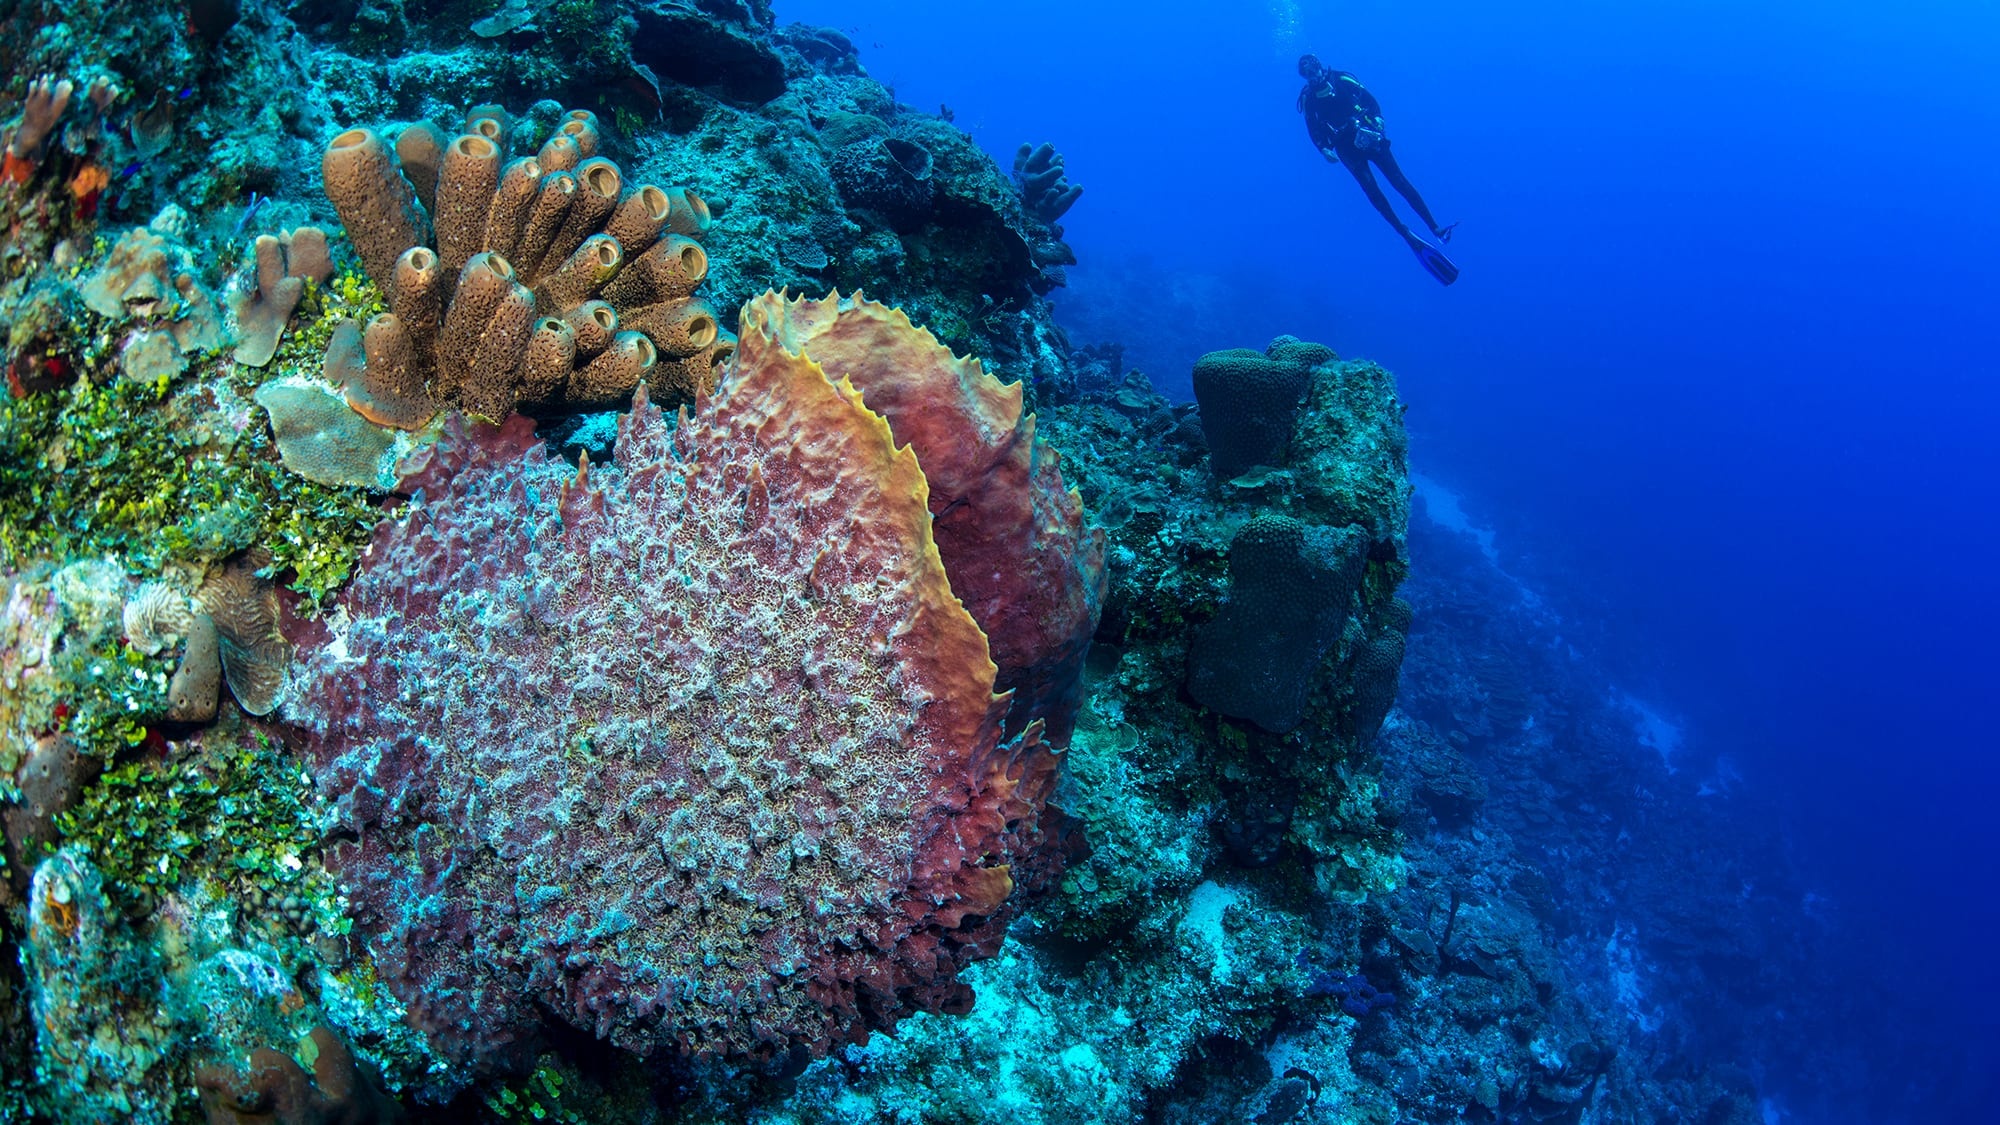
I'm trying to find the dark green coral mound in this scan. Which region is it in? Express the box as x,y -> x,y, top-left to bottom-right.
1190,342 -> 1317,479
1187,514 -> 1369,734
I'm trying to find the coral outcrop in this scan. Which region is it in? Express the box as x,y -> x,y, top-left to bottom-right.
78,223 -> 230,384
317,106 -> 730,428
1187,514 -> 1368,734
196,1026 -> 404,1125
291,291 -> 1082,1077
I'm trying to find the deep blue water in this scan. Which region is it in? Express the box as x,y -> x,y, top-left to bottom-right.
783,0 -> 2000,1116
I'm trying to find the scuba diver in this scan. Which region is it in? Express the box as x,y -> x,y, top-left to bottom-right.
1297,54 -> 1459,286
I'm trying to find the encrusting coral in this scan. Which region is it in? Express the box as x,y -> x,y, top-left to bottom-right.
316,105 -> 730,428
152,549 -> 290,721
289,290 -> 1090,1081
78,224 -> 230,384
196,1026 -> 405,1125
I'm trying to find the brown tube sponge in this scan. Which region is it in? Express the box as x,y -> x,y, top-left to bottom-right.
229,227 -> 333,367
437,252 -> 518,393
558,111 -> 600,158
462,281 -> 537,420
520,317 -> 577,403
308,100 -> 722,423
322,128 -> 430,290
568,329 -> 655,408
537,132 -> 582,174
464,104 -> 510,144
484,157 -> 542,264
535,234 -> 622,313
514,171 -> 576,282
653,327 -> 736,405
391,246 -> 444,359
435,133 -> 502,279
346,314 -> 436,431
535,157 -> 621,278
285,227 -> 333,283
565,300 -> 617,360
602,234 -> 707,306
396,121 -> 449,215
604,184 -> 671,256
621,297 -> 718,358
665,186 -> 712,235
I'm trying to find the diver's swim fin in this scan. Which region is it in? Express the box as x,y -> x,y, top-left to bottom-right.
1410,237 -> 1459,286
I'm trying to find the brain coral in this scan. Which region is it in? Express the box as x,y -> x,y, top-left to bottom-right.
290,292 -> 1068,1077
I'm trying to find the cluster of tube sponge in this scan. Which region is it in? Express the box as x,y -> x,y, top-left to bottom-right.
320,105 -> 729,427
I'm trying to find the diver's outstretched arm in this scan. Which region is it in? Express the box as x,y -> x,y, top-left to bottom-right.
1372,149 -> 1445,238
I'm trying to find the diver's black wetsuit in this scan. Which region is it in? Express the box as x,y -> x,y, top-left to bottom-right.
1299,71 -> 1444,245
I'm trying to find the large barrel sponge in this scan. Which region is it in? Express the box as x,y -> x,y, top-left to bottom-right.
745,292 -> 1106,745
1187,514 -> 1367,734
1191,336 -> 1333,479
289,293 -> 1072,1083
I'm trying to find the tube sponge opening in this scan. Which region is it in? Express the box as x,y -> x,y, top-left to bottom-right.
322,128 -> 429,290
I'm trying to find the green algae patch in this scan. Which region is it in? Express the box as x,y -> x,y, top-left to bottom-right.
52,631 -> 172,762
0,367 -> 384,607
50,731 -> 327,916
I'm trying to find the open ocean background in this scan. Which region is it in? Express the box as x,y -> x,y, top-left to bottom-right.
780,0 -> 2000,1118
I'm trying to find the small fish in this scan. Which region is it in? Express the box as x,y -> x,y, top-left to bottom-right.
117,161 -> 142,180
176,86 -> 195,100
232,193 -> 265,236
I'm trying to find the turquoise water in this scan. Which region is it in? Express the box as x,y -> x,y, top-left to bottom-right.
794,0 -> 2000,1118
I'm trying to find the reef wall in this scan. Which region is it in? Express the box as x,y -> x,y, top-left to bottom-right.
0,3 -> 1454,1122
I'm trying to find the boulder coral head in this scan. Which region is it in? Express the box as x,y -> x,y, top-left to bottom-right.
291,291 -> 1074,1080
